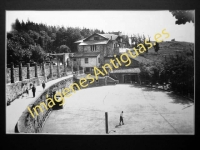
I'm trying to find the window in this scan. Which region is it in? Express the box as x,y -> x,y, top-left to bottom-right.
85,67 -> 90,72
94,37 -> 99,40
85,58 -> 88,63
114,43 -> 118,48
98,58 -> 100,63
91,45 -> 97,51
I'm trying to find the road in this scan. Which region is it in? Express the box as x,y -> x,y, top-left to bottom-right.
42,84 -> 194,134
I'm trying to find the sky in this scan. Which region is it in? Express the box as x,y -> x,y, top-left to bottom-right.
6,10 -> 194,43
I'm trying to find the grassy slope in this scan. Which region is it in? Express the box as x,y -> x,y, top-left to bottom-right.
140,41 -> 194,63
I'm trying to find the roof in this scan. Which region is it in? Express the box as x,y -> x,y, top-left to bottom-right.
110,68 -> 141,73
98,34 -> 118,41
74,38 -> 86,44
120,51 -> 153,64
131,55 -> 153,64
74,33 -> 120,44
72,52 -> 100,58
79,40 -> 109,45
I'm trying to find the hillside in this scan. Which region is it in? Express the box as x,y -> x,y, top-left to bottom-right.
7,19 -> 106,65
140,41 -> 194,63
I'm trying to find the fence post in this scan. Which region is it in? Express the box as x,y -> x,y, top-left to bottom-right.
105,112 -> 108,134
11,62 -> 15,83
35,63 -> 38,77
63,54 -> 66,76
105,76 -> 107,85
42,62 -> 47,82
77,65 -> 79,74
71,58 -> 73,74
27,63 -> 30,79
50,62 -> 53,79
57,56 -> 60,78
19,62 -> 23,81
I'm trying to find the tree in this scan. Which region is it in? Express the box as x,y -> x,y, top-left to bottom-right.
100,30 -> 105,34
59,45 -> 71,53
139,62 -> 163,85
169,10 -> 194,25
11,19 -> 21,31
153,42 -> 159,53
161,54 -> 194,96
31,45 -> 46,63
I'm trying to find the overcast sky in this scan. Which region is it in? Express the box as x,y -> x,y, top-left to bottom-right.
6,10 -> 194,43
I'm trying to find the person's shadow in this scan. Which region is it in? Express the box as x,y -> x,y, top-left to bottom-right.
115,124 -> 121,128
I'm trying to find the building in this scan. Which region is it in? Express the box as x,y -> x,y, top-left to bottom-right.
73,32 -> 152,84
73,33 -> 128,73
109,54 -> 153,83
46,53 -> 71,67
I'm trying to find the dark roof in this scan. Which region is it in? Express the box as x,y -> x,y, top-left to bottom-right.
72,52 -> 100,58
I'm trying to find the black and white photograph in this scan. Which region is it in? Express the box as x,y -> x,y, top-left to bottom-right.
6,10 -> 195,135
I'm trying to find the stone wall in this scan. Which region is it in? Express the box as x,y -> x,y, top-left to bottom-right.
7,64 -> 69,84
29,67 -> 35,79
7,66 -> 38,83
45,65 -> 50,78
6,76 -> 45,103
17,76 -> 73,133
6,63 -> 71,104
7,68 -> 11,83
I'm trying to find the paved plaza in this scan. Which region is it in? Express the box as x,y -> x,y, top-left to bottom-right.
42,84 -> 194,135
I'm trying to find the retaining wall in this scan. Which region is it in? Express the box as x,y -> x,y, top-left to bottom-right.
17,76 -> 73,133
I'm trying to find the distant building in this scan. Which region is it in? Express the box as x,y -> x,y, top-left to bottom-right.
110,53 -> 153,83
46,53 -> 71,67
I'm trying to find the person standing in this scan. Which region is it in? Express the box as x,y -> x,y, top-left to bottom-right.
32,81 -> 36,97
119,111 -> 124,125
42,80 -> 46,90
